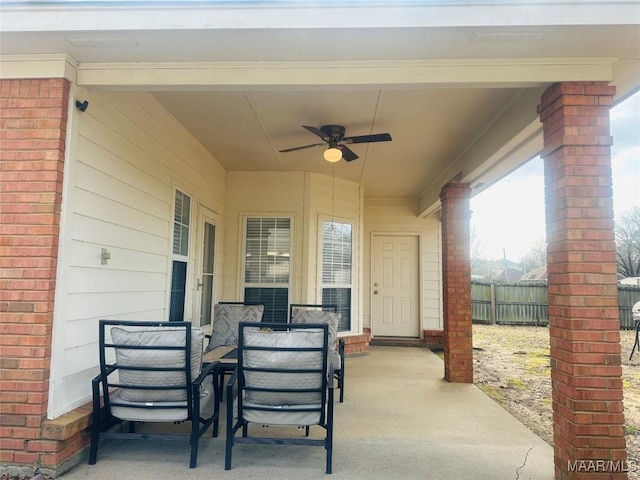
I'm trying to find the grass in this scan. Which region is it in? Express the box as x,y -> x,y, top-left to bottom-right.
507,377 -> 527,389
476,384 -> 507,403
522,354 -> 551,376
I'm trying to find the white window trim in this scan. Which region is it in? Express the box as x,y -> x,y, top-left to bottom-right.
318,215 -> 356,334
239,214 -> 294,309
167,187 -> 193,321
193,205 -> 219,331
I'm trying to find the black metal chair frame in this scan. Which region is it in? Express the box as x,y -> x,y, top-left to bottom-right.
207,301 -> 266,397
89,320 -> 221,468
630,320 -> 640,361
225,322 -> 334,474
289,303 -> 346,403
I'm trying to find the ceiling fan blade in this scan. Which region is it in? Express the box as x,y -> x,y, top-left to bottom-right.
339,145 -> 359,162
343,133 -> 392,144
302,125 -> 329,140
279,142 -> 325,153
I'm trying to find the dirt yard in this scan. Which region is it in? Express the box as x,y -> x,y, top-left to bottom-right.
473,324 -> 640,479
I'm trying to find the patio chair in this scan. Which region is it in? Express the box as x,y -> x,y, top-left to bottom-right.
225,322 -> 334,474
206,302 -> 265,351
289,304 -> 345,402
206,302 -> 265,395
630,320 -> 640,361
89,320 -> 221,468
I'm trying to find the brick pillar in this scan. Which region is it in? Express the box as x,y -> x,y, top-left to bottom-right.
538,82 -> 627,479
440,182 -> 473,383
0,79 -> 70,471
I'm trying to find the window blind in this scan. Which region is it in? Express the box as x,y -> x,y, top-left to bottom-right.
322,221 -> 352,331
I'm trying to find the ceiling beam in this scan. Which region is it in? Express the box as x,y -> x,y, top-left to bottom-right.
75,59 -> 614,89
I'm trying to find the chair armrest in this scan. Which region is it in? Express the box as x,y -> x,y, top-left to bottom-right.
91,373 -> 103,399
91,366 -> 118,428
327,372 -> 335,402
327,355 -> 336,387
194,361 -> 221,405
194,361 -> 219,385
226,368 -> 238,388
225,369 -> 239,401
225,368 -> 239,429
91,365 -> 117,398
92,364 -> 117,383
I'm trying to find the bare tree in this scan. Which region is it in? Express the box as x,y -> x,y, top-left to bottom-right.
519,237 -> 547,273
615,205 -> 640,277
470,225 -> 486,271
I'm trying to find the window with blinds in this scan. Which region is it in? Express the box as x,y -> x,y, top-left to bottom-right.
173,190 -> 190,257
169,189 -> 191,322
243,217 -> 291,322
321,220 -> 352,331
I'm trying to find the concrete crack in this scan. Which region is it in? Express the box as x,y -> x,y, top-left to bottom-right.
515,446 -> 534,480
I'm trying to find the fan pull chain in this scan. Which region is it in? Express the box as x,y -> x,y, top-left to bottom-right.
331,163 -> 335,232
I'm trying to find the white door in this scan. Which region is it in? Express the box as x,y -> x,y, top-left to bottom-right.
372,235 -> 420,337
195,207 -> 217,329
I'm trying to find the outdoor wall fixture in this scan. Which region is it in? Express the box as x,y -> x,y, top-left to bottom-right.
75,100 -> 89,112
323,147 -> 342,163
100,248 -> 111,265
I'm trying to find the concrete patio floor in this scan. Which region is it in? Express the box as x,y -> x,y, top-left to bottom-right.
60,346 -> 554,480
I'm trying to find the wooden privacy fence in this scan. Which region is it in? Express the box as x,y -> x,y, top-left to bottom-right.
472,281 -> 640,329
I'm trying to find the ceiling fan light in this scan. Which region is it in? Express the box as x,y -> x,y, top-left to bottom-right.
324,147 -> 342,163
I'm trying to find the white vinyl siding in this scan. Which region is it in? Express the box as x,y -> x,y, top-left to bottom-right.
49,89 -> 226,418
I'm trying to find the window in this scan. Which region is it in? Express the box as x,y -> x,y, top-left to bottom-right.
243,217 -> 291,322
198,220 -> 216,326
169,190 -> 191,322
321,220 -> 352,331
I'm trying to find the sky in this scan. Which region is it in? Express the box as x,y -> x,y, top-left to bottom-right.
470,90 -> 640,262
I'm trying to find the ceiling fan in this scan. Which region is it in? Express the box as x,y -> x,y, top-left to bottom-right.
279,125 -> 392,162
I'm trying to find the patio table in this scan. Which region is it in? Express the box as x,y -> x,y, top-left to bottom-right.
203,346 -> 238,400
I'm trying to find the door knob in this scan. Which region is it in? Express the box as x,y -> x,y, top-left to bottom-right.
373,290 -> 378,295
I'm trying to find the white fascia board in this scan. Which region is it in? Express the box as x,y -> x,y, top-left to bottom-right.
75,58 -> 615,89
0,54 -> 78,81
1,1 -> 639,32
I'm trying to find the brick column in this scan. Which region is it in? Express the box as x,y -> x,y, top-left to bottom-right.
440,182 -> 473,383
538,82 -> 627,479
0,79 -> 70,471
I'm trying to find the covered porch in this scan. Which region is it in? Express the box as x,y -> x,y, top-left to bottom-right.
1,2 -> 638,479
59,345 -> 554,480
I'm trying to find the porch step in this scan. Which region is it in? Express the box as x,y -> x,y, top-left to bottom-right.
369,336 -> 428,348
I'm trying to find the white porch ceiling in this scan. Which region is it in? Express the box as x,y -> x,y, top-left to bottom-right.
1,1 -> 639,211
